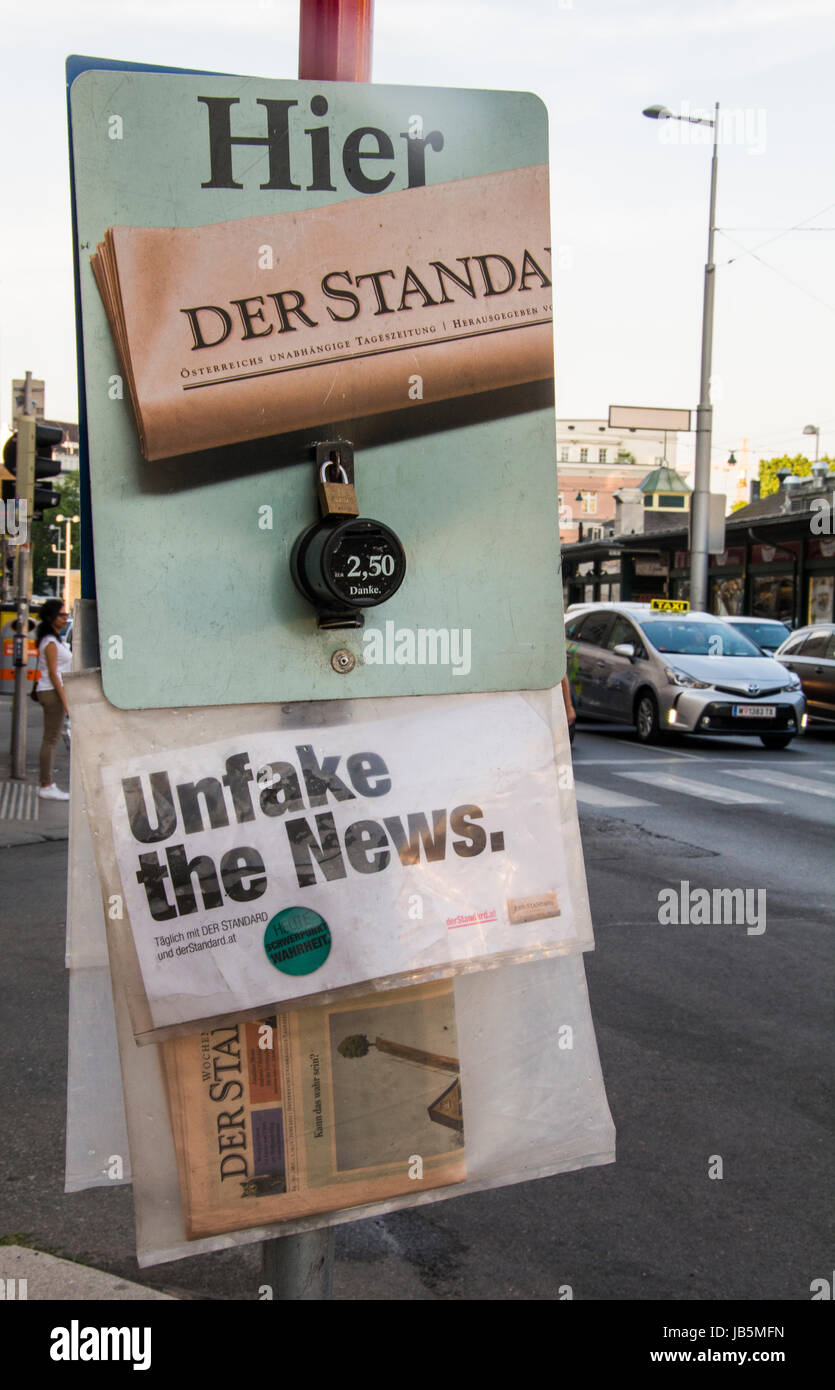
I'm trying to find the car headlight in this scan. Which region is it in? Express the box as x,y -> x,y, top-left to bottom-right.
783,672 -> 802,690
664,666 -> 712,690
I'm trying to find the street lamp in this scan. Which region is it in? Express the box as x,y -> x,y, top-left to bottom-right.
802,424 -> 820,462
643,99 -> 720,613
55,513 -> 80,610
49,524 -> 64,599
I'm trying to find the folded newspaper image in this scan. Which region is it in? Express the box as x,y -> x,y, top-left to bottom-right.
162,979 -> 466,1238
90,165 -> 553,460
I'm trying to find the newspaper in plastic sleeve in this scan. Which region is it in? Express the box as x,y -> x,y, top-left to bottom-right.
162,979 -> 465,1238
126,950 -> 614,1264
67,675 -> 594,1039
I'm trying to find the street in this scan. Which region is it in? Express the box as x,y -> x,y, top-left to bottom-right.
1,716 -> 831,1301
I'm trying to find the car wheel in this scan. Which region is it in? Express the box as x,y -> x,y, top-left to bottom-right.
760,734 -> 794,749
635,691 -> 660,744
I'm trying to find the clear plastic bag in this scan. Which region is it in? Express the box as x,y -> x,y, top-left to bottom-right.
66,674 -> 593,1043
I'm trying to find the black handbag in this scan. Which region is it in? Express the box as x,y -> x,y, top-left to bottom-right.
31,638 -> 41,701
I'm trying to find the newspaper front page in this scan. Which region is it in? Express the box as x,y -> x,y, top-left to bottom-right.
162,978 -> 465,1238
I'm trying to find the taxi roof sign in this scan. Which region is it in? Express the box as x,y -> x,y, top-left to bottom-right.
650,598 -> 689,613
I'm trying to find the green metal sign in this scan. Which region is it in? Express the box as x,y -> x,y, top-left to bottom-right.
69,70 -> 563,708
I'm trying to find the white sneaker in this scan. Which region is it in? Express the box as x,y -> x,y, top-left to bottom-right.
39,784 -> 69,801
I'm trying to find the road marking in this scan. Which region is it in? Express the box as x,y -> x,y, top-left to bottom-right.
0,781 -> 39,822
573,756 -> 706,766
748,758 -> 832,765
574,780 -> 654,809
575,742 -> 704,759
617,770 -> 770,804
641,745 -> 704,759
725,768 -> 835,798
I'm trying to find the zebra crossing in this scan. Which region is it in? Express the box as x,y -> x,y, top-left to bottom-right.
0,780 -> 39,822
573,756 -> 835,813
725,767 -> 835,799
617,769 -> 771,805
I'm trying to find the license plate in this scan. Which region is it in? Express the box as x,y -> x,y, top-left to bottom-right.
732,704 -> 776,719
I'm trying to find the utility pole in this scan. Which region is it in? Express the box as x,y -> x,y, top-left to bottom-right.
642,101 -> 720,611
690,103 -> 720,613
0,536 -> 8,604
261,1 -> 375,1301
10,372 -> 36,779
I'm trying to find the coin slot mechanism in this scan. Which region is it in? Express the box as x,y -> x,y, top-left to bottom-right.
290,439 -> 406,632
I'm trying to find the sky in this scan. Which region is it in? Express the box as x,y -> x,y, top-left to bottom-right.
1,0 -> 834,473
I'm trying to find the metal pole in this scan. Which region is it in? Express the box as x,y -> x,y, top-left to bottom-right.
262,1228 -> 335,1300
63,519 -> 72,607
690,102 -> 719,612
299,0 -> 373,81
10,372 -> 36,779
259,1 -> 374,1300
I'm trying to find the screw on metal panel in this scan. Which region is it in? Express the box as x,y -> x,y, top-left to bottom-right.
331,648 -> 355,674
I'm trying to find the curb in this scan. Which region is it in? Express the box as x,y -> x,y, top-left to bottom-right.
0,826 -> 70,849
0,1246 -> 176,1301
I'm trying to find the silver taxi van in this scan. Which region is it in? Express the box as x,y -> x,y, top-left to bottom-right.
565,601 -> 805,748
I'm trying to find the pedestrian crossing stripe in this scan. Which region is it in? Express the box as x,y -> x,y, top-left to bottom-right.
0,781 -> 39,821
573,780 -> 653,809
573,764 -> 834,810
617,770 -> 770,804
725,768 -> 835,798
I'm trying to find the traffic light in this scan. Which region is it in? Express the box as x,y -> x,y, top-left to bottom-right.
0,447 -> 13,506
2,422 -> 64,518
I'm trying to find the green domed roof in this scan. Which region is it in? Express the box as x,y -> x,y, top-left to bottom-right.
639,465 -> 691,494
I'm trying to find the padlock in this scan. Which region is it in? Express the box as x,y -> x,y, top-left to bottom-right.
317,459 -> 359,517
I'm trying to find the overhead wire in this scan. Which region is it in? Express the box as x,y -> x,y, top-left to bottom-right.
718,232 -> 835,316
719,199 -> 835,265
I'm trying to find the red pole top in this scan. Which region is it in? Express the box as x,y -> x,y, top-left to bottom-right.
299,0 -> 374,83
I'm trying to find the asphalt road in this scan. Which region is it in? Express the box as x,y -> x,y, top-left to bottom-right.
1,721 -> 832,1301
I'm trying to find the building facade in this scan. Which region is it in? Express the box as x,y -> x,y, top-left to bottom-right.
50,419 -> 80,473
556,417 -> 681,544
561,465 -> 835,628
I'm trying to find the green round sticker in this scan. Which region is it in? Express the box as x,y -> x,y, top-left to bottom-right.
264,907 -> 331,976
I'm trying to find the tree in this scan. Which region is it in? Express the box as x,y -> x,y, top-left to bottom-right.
758,454 -> 813,499
31,470 -> 81,593
759,453 -> 834,499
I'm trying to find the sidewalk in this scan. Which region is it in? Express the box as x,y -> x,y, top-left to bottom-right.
0,1246 -> 175,1300
0,692 -> 71,847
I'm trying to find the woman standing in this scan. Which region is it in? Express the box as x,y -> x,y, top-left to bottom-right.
35,598 -> 71,801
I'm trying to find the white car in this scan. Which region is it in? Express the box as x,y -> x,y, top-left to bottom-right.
721,616 -> 791,656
